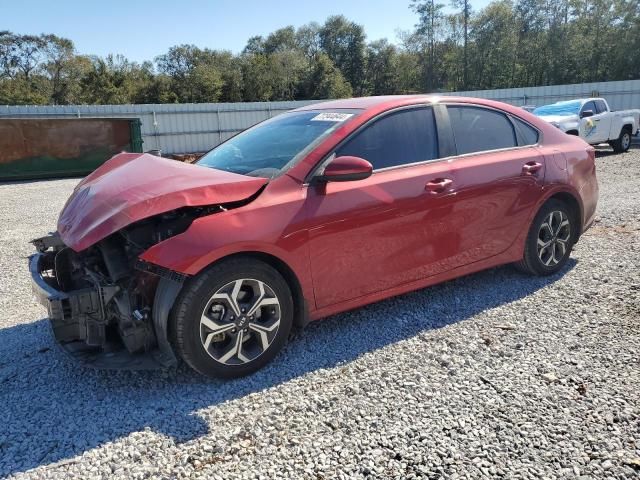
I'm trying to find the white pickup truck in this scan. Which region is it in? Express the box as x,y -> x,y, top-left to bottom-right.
533,98 -> 640,153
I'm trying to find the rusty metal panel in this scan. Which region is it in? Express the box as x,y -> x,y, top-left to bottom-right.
0,118 -> 137,180
0,100 -> 321,155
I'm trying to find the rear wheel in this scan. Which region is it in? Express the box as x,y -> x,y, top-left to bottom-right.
170,258 -> 293,378
610,128 -> 631,153
515,200 -> 576,276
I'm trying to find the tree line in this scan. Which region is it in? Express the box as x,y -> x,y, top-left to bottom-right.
1,0 -> 638,106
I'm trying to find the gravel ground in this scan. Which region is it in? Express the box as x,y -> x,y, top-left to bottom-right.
0,146 -> 638,480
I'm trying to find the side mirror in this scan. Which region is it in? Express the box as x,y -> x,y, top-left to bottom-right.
580,110 -> 594,118
316,156 -> 373,183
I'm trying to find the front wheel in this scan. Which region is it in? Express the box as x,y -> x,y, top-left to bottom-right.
170,258 -> 293,378
515,200 -> 576,276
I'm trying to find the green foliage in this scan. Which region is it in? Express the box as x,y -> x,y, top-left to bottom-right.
319,15 -> 368,95
471,0 -> 518,89
240,54 -> 273,101
1,2 -> 639,105
304,53 -> 352,99
366,39 -> 400,95
411,0 -> 446,90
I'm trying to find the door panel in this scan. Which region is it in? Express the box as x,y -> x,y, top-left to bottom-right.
305,104 -> 546,310
588,114 -> 611,143
580,100 -> 610,143
444,105 -> 545,265
446,147 -> 545,264
306,162 -> 458,309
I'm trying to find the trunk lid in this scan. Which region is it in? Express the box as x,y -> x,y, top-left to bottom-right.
57,153 -> 267,251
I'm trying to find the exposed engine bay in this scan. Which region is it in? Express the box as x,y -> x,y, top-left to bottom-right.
31,205 -> 224,367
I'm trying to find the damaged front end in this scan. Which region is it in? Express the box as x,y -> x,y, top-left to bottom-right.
28,152 -> 270,369
29,206 -> 223,369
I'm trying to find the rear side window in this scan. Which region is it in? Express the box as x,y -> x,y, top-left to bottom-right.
336,108 -> 438,170
447,106 -> 516,155
513,117 -> 539,145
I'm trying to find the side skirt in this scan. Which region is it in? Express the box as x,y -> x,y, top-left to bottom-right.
308,248 -> 522,322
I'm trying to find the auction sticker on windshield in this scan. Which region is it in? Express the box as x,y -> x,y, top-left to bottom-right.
311,112 -> 354,122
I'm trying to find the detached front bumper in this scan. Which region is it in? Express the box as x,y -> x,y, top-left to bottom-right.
30,253 -> 64,317
30,252 -> 108,343
29,249 -> 169,370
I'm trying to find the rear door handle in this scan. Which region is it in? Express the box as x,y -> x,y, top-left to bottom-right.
425,178 -> 453,193
522,161 -> 543,175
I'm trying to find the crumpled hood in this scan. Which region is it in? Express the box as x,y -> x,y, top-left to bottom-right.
58,153 -> 267,251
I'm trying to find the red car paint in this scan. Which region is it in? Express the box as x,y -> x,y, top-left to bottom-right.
57,153 -> 267,251
60,96 -> 598,322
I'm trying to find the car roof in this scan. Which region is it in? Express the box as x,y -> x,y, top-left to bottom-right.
284,94 -> 567,182
293,95 -> 430,111
292,94 -> 532,119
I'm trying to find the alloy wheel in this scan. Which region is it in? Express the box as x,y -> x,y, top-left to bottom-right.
537,210 -> 571,267
199,278 -> 281,365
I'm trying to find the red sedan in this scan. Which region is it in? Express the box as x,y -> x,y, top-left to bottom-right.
30,96 -> 598,378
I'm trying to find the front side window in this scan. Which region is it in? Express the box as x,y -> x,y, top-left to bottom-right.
447,106 -> 516,155
581,101 -> 597,116
198,110 -> 359,178
594,100 -> 608,114
336,108 -> 439,170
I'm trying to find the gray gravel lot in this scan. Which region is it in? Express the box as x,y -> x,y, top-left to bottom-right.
1,147 -> 639,479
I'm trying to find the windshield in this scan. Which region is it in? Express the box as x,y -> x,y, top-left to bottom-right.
533,100 -> 582,117
197,110 -> 359,178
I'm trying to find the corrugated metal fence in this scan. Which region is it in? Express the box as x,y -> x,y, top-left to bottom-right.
448,79 -> 640,111
2,79 -> 639,155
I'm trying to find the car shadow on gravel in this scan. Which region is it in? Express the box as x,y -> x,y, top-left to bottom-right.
0,260 -> 576,476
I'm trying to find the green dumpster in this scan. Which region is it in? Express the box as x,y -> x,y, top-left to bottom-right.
0,117 -> 143,181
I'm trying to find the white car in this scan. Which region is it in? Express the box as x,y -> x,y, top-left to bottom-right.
533,98 -> 639,153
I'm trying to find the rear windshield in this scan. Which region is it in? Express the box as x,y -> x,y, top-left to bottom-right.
197,110 -> 359,178
533,101 -> 581,117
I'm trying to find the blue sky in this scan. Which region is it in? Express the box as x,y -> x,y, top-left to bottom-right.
5,0 -> 491,62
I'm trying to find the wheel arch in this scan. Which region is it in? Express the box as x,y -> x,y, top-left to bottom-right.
515,187 -> 584,255
546,191 -> 583,242
204,251 -> 310,329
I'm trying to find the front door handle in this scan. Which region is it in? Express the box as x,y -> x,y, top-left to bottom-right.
425,178 -> 453,193
522,161 -> 543,175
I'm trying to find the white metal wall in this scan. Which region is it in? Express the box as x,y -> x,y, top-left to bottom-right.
447,79 -> 640,111
2,79 -> 639,154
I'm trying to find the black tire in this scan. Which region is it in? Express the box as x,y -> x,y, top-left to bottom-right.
610,128 -> 632,153
170,258 -> 293,378
515,200 -> 576,276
